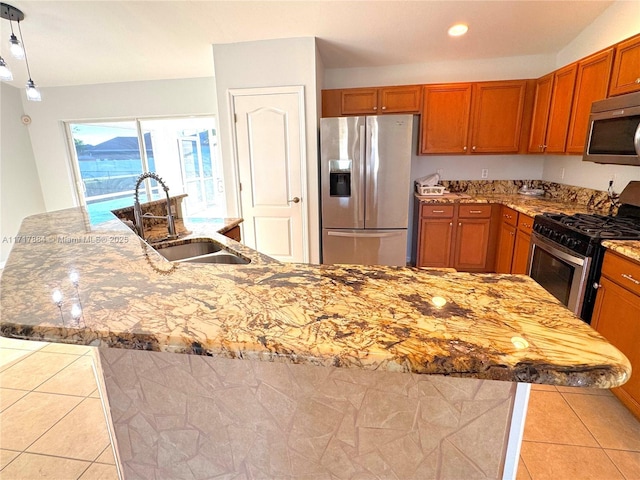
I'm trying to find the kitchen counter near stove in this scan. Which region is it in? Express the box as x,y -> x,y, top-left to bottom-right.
0,207 -> 631,389
602,240 -> 640,263
415,192 -> 608,218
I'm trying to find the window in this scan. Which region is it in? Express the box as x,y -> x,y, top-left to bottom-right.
67,117 -> 225,225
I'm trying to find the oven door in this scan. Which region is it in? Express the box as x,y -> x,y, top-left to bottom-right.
528,232 -> 592,317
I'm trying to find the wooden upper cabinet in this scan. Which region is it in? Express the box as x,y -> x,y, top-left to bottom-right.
566,48 -> 614,154
609,34 -> 640,96
379,85 -> 421,113
322,85 -> 422,117
341,88 -> 379,115
469,80 -> 527,154
545,64 -> 577,153
528,73 -> 554,153
420,84 -> 472,154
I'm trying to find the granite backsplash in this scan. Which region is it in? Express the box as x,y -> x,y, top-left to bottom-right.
440,180 -> 614,212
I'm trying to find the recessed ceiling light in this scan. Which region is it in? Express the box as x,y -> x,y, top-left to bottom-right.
448,23 -> 469,37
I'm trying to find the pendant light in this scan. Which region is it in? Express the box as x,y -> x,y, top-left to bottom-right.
0,57 -> 12,81
1,3 -> 41,101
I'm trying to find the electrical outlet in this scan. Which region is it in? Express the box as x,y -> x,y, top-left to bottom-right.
481,168 -> 488,179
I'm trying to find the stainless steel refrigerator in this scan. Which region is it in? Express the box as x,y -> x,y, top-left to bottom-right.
320,114 -> 413,266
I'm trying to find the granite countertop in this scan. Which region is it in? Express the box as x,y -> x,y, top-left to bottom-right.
602,240 -> 640,263
0,207 -> 631,389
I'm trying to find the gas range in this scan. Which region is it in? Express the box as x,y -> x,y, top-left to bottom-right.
533,211 -> 640,257
529,181 -> 640,323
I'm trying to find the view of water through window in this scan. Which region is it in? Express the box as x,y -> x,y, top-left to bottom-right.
68,118 -> 225,225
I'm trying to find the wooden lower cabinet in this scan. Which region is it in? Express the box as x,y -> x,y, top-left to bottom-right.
415,202 -> 495,272
495,207 -> 518,273
511,214 -> 533,274
592,251 -> 640,420
223,225 -> 241,242
494,206 -> 533,274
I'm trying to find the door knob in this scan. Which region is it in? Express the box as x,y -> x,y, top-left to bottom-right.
288,197 -> 301,204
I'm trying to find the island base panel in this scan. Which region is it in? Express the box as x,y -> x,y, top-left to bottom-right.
95,348 -> 524,479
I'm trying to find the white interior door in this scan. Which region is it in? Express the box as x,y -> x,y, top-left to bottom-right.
231,87 -> 307,262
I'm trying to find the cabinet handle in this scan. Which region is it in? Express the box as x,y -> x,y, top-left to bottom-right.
449,222 -> 453,227
463,146 -> 467,151
635,78 -> 640,84
539,145 -> 544,151
469,210 -> 482,214
458,222 -> 462,227
432,210 -> 445,213
381,106 -> 387,110
510,232 -> 515,236
373,106 -> 378,111
621,273 -> 640,285
472,146 -> 476,151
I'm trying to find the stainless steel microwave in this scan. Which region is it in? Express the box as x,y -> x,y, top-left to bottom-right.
583,91 -> 640,166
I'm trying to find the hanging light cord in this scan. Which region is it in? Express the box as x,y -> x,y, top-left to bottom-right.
16,21 -> 33,80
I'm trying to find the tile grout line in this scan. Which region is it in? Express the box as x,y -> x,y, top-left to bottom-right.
4,346 -> 110,470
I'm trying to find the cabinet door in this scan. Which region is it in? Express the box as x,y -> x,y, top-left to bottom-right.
545,64 -> 577,153
609,34 -> 640,96
453,219 -> 491,271
495,222 -> 517,273
511,230 -> 531,274
321,90 -> 342,117
528,73 -> 553,153
417,218 -> 453,268
419,84 -> 472,154
380,86 -> 421,114
566,49 -> 614,153
223,226 -> 241,242
341,88 -> 379,115
592,276 -> 640,419
469,80 -> 527,153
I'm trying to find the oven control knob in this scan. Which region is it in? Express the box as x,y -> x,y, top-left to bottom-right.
560,234 -> 568,245
567,238 -> 577,248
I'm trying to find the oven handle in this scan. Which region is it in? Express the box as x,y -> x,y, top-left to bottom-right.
634,121 -> 640,156
530,232 -> 587,267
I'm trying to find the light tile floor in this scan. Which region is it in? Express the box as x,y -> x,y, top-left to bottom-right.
1,337 -> 639,479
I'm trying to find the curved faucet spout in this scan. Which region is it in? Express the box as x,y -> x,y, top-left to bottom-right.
133,172 -> 177,241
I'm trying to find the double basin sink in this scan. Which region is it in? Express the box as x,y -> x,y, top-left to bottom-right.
153,239 -> 250,265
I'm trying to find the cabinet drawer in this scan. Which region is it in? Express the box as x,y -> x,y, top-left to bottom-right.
602,252 -> 640,297
421,204 -> 454,218
500,206 -> 518,226
459,204 -> 491,218
517,214 -> 534,234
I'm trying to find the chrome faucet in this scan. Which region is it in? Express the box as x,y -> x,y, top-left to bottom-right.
133,172 -> 177,241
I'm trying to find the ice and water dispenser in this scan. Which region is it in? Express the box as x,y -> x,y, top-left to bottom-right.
328,159 -> 352,197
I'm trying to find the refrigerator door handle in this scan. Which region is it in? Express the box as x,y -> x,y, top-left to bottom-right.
358,124 -> 366,223
327,231 -> 405,238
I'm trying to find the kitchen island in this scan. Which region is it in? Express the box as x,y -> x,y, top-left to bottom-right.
0,207 -> 631,480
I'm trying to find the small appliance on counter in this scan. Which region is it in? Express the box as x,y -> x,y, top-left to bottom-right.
415,173 -> 445,196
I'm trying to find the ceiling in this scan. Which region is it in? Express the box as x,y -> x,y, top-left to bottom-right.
0,1 -> 615,88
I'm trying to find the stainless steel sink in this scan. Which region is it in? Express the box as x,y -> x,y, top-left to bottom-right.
154,240 -> 250,264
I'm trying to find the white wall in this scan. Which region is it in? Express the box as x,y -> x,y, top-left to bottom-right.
542,156 -> 640,193
0,83 -> 46,266
212,37 -> 321,263
22,77 -> 217,212
556,0 -> 640,68
325,54 -> 555,89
